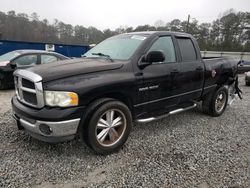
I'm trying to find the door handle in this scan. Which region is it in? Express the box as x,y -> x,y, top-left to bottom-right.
196,66 -> 203,71
171,69 -> 179,74
135,72 -> 143,76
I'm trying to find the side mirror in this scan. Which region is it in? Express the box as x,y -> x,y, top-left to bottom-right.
238,60 -> 244,67
139,51 -> 165,69
10,63 -> 17,69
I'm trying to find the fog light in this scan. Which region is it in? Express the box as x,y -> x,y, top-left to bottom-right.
39,124 -> 52,135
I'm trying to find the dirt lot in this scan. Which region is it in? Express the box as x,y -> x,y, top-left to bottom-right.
0,76 -> 250,188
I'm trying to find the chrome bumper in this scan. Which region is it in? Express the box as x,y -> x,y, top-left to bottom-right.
14,115 -> 80,138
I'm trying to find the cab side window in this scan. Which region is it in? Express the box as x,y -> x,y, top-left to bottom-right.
41,55 -> 58,64
14,55 -> 37,66
177,38 -> 197,61
148,36 -> 176,64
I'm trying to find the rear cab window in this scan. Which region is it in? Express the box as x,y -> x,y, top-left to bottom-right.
176,38 -> 197,62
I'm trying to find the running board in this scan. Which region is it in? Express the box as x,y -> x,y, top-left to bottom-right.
136,104 -> 197,123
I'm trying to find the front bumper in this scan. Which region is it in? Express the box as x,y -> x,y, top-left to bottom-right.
12,96 -> 86,143
13,113 -> 80,142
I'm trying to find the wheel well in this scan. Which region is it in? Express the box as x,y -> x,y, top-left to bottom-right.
77,92 -> 134,139
88,92 -> 133,113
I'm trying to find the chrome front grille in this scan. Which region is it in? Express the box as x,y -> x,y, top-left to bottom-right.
22,78 -> 36,89
14,69 -> 44,108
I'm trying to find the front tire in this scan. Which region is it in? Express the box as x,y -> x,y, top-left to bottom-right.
83,100 -> 132,154
202,86 -> 228,117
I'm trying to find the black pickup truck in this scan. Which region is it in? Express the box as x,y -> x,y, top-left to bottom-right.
12,31 -> 240,154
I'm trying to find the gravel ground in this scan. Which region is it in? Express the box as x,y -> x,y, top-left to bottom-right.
0,76 -> 250,188
0,90 -> 14,114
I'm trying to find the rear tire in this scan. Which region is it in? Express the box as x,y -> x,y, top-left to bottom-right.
81,99 -> 132,155
202,86 -> 228,117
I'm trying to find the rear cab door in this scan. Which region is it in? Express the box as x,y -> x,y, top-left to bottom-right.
174,35 -> 204,104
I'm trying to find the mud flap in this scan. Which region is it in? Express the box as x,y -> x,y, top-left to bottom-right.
234,76 -> 242,99
227,76 -> 242,105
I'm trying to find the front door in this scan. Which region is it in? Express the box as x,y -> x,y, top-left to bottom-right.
135,36 -> 181,116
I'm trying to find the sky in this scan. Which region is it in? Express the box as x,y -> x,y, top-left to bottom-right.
1,0 -> 250,30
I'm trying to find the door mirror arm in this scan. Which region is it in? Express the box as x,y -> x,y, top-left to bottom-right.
138,55 -> 152,69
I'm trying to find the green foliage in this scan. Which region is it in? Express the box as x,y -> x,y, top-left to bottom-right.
0,10 -> 249,51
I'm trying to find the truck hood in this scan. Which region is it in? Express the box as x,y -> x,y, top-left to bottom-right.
29,58 -> 124,82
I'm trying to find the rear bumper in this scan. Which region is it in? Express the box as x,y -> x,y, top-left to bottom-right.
12,96 -> 86,143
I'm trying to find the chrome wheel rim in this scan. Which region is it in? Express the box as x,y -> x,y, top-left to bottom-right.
95,109 -> 127,147
215,91 -> 226,113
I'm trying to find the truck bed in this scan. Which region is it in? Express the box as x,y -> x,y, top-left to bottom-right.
202,57 -> 238,89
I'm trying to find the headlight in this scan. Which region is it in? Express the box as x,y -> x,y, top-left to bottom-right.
44,91 -> 78,107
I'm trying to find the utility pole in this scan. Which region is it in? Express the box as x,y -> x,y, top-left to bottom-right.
186,15 -> 190,33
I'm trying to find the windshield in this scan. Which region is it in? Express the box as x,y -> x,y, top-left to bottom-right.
0,51 -> 20,62
83,35 -> 147,60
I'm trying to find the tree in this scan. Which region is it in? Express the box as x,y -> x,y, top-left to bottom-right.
167,19 -> 183,32
0,10 -> 249,52
154,20 -> 165,28
103,29 -> 117,40
197,23 -> 211,50
31,12 -> 39,21
134,25 -> 156,31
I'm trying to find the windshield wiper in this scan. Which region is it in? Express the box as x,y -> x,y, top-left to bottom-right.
91,53 -> 113,62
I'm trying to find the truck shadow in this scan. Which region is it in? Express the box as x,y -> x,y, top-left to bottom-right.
16,106 -> 205,156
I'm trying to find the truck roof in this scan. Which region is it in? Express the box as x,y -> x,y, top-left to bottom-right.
120,31 -> 192,37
